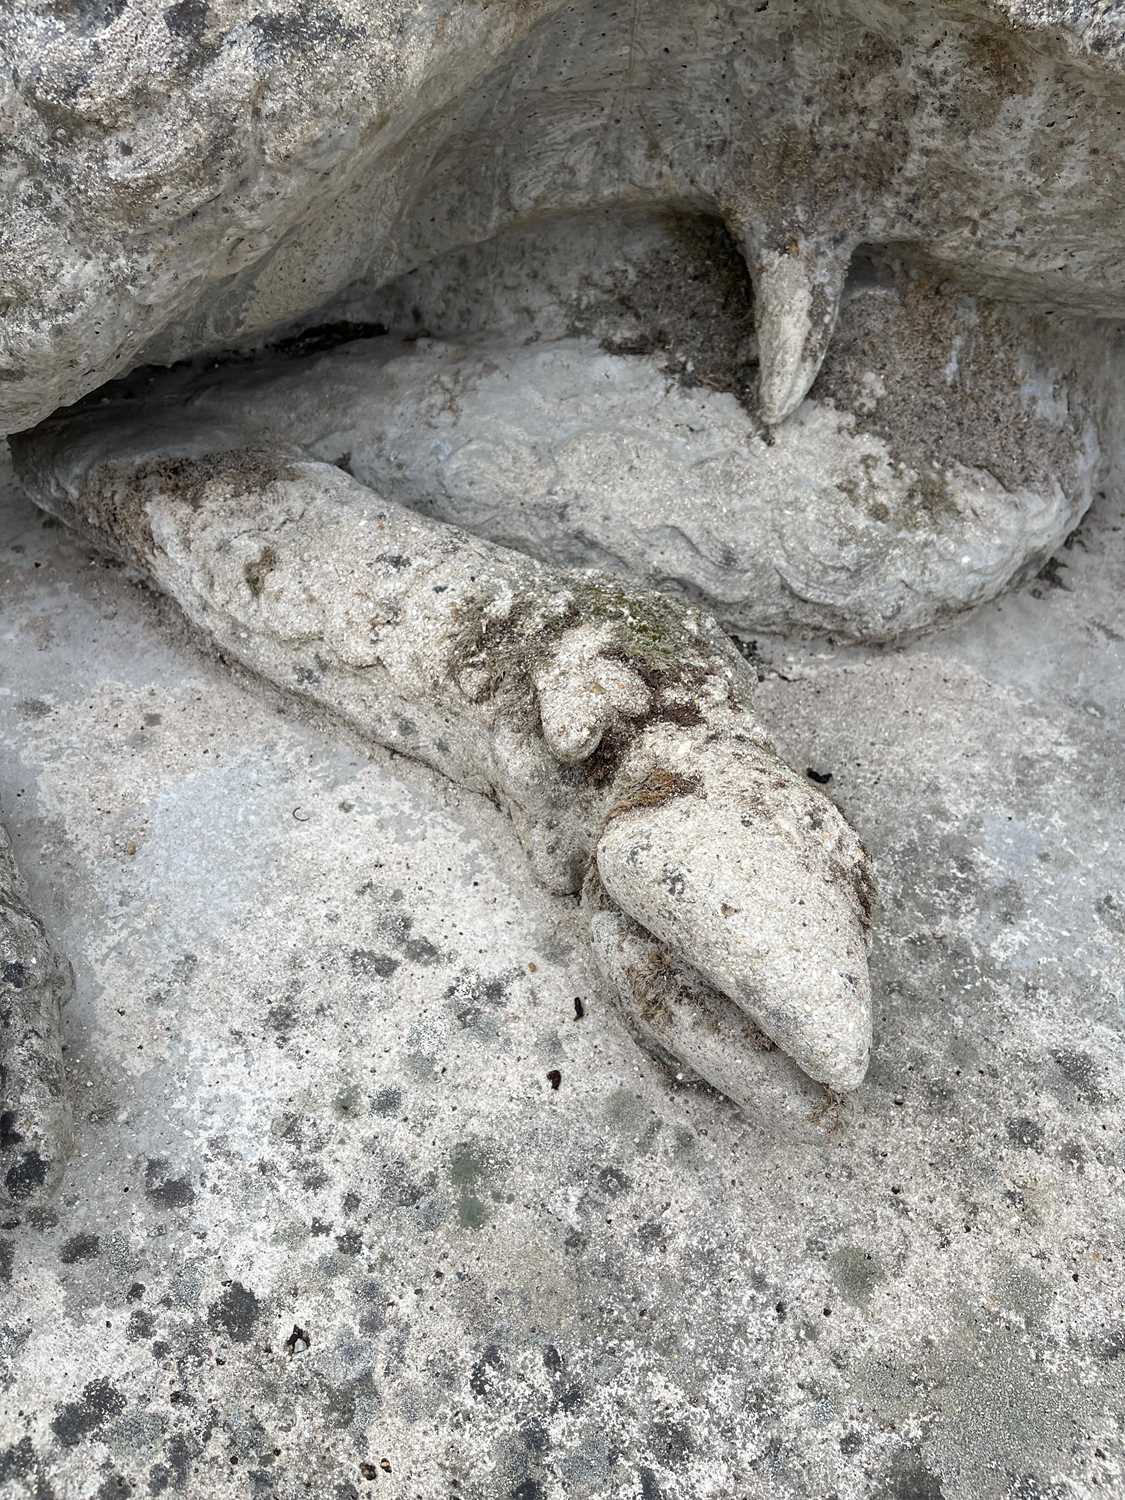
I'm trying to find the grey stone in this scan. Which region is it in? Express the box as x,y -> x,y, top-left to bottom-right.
10,404 -> 875,1105
6,0 -> 1125,435
0,814 -> 72,1212
61,216 -> 1121,640
0,440 -> 1122,1499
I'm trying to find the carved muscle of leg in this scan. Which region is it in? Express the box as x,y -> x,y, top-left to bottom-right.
0,817 -> 73,1212
12,407 -> 875,1142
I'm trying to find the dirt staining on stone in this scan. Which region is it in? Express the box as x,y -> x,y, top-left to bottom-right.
604,768 -> 701,825
244,544 -> 278,597
589,215 -> 759,410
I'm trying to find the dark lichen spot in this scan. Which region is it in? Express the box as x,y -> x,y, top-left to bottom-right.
0,1438 -> 36,1484
4,1148 -> 48,1203
207,1280 -> 261,1344
372,1086 -> 402,1116
127,1309 -> 156,1342
60,1231 -> 100,1264
1051,1049 -> 1106,1106
250,5 -> 365,60
470,1344 -> 503,1398
639,1469 -> 664,1500
16,698 -> 51,720
145,1159 -> 196,1210
1096,1325 -> 1125,1361
0,1239 -> 13,1283
1005,1116 -> 1045,1151
884,1452 -> 946,1500
649,1419 -> 693,1467
597,1165 -> 631,1199
51,1378 -> 127,1447
349,950 -> 399,979
163,0 -> 209,44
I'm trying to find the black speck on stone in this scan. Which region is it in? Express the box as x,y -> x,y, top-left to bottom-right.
51,1378 -> 127,1447
144,1158 -> 196,1210
546,1069 -> 562,1092
806,768 -> 833,785
60,1231 -> 100,1264
206,1281 -> 261,1344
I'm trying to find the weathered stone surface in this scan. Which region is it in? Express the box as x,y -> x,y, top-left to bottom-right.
71,212 -> 1121,639
0,815 -> 72,1211
6,0 -> 1125,435
11,405 -> 875,1103
0,439 -> 1122,1499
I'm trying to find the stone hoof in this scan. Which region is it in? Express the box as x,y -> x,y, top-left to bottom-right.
586,899 -> 835,1131
596,735 -> 874,1093
0,901 -> 74,1215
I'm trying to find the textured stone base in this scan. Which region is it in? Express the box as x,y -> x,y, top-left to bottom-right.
1,448 -> 1121,1497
